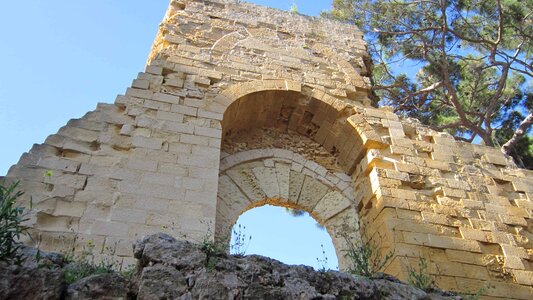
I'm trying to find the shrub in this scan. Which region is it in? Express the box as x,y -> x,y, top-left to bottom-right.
0,181 -> 30,264
230,223 -> 251,256
290,1 -> 298,13
315,244 -> 329,272
199,227 -> 228,272
407,257 -> 434,291
460,283 -> 493,300
64,241 -> 121,284
343,235 -> 393,277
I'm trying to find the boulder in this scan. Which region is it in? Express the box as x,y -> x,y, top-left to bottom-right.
0,260 -> 64,300
0,234 -> 463,299
66,273 -> 130,300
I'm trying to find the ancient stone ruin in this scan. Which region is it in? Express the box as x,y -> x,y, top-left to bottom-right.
3,0 -> 533,298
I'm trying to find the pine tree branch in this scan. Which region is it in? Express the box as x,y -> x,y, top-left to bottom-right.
501,113 -> 533,156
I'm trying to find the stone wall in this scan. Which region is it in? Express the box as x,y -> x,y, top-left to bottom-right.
3,0 -> 533,298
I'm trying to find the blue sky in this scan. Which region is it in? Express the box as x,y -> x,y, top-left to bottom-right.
0,0 -> 337,269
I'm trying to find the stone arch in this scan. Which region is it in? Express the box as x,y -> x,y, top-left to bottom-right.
215,85 -> 389,270
212,80 -> 387,175
216,149 -> 361,270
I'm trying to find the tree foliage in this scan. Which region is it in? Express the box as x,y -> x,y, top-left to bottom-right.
327,0 -> 532,168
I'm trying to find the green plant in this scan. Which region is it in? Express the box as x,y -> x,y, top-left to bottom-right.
290,1 -> 298,13
199,227 -> 228,272
230,223 -> 251,256
343,235 -> 393,277
120,264 -> 136,279
0,181 -> 30,264
64,241 -> 120,284
327,0 -> 533,169
459,283 -> 493,300
43,170 -> 54,179
407,257 -> 434,291
315,244 -> 329,272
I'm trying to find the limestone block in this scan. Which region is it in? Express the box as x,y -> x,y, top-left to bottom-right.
178,153 -> 217,168
58,126 -> 99,142
133,196 -> 170,212
105,236 -> 134,257
156,111 -> 185,123
36,156 -> 80,173
145,65 -> 163,75
297,176 -> 329,211
427,234 -> 482,252
189,166 -> 218,180
132,79 -> 150,89
482,153 -> 509,166
162,121 -> 195,134
171,104 -> 198,116
34,211 -> 79,232
53,201 -> 86,218
110,208 -> 147,224
179,134 -> 209,146
90,220 -> 129,237
152,92 -> 180,104
251,166 -> 279,199
312,191 -> 351,221
288,170 -> 306,204
184,190 -> 217,206
275,163 -> 291,200
226,169 -> 266,201
513,270 -> 533,286
126,158 -> 158,172
194,126 -> 221,138
181,177 -> 203,190
141,172 -> 177,186
132,136 -> 163,150
118,182 -> 184,200
504,255 -> 525,270
198,109 -> 223,120
33,232 -> 77,254
74,191 -> 114,206
217,175 -> 251,207
81,204 -> 111,221
501,244 -> 528,258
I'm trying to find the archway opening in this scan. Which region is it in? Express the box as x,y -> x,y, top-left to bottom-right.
230,204 -> 338,271
217,89 -> 368,271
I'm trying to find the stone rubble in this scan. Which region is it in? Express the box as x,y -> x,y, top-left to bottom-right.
0,233 -> 462,300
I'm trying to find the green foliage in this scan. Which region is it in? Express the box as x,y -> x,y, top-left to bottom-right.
65,260 -> 115,284
64,241 -> 121,284
43,170 -> 54,179
495,111 -> 533,167
0,181 -> 30,264
200,228 -> 228,272
290,1 -> 298,13
407,257 -> 434,291
285,208 -> 326,230
326,0 -> 533,168
230,223 -> 252,256
343,236 -> 393,277
459,283 -> 493,300
120,264 -> 136,279
315,244 -> 329,272
285,207 -> 306,217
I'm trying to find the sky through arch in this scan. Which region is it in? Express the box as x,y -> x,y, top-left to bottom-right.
230,205 -> 339,271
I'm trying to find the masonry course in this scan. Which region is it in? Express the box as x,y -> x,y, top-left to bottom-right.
3,0 -> 533,298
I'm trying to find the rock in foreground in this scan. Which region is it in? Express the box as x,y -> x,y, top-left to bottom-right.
0,233 -> 461,299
